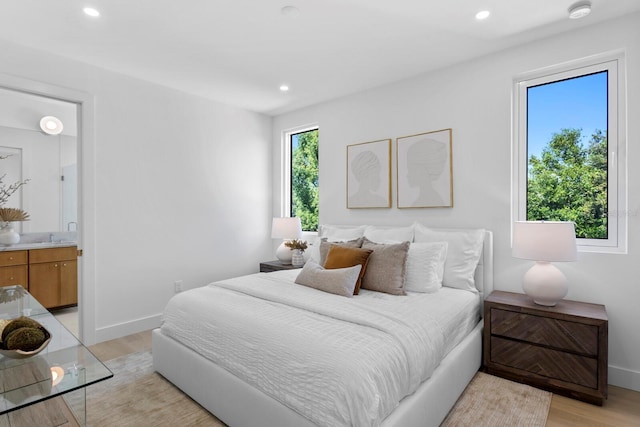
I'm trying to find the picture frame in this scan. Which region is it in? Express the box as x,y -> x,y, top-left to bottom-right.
396,128 -> 453,208
346,139 -> 391,209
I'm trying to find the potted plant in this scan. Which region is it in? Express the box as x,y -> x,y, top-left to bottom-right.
285,239 -> 308,266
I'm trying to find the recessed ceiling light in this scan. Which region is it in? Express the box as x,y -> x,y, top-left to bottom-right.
39,116 -> 64,135
475,10 -> 490,20
568,2 -> 591,19
281,6 -> 300,17
83,7 -> 100,17
279,85 -> 290,92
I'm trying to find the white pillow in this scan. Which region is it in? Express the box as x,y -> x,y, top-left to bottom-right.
294,260 -> 362,297
404,242 -> 448,293
363,225 -> 414,243
413,222 -> 485,292
319,224 -> 366,242
305,235 -> 322,263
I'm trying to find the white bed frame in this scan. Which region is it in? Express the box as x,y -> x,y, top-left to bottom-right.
153,230 -> 493,427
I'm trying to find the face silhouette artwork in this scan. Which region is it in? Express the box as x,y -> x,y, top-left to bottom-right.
406,139 -> 447,207
348,150 -> 388,208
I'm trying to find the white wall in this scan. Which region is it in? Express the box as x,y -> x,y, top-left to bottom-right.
273,13 -> 640,391
1,39 -> 273,342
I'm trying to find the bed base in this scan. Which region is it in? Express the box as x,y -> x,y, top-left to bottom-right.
152,321 -> 482,427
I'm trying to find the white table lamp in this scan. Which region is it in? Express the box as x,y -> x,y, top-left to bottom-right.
512,221 -> 578,306
271,217 -> 302,264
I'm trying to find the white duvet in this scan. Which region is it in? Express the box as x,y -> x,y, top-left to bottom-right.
160,270 -> 479,427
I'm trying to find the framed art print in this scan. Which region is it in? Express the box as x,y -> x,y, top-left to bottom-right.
347,139 -> 391,209
396,128 -> 453,208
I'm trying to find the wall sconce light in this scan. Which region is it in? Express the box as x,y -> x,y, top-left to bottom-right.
39,116 -> 64,135
271,217 -> 302,264
512,221 -> 578,306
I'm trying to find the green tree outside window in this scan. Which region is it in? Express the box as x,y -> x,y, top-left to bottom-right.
527,128 -> 607,239
291,129 -> 319,231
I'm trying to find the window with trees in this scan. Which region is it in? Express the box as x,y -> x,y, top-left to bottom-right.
284,127 -> 318,231
512,54 -> 627,253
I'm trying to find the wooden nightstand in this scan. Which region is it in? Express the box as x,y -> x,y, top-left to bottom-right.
259,260 -> 303,273
483,291 -> 608,405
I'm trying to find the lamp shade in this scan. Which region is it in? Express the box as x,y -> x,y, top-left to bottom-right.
271,217 -> 302,240
512,221 -> 578,262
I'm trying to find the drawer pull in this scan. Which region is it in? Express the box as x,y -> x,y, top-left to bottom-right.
54,264 -> 58,268
8,257 -> 13,261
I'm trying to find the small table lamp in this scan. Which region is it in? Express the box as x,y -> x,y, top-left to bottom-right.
271,217 -> 302,264
512,221 -> 578,306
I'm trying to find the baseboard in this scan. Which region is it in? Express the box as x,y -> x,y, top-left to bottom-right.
609,365 -> 640,392
95,313 -> 162,343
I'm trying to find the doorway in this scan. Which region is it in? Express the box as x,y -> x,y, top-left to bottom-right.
0,74 -> 96,344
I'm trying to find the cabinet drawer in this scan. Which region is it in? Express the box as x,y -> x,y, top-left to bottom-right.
490,308 -> 598,355
490,336 -> 598,389
29,247 -> 77,264
0,251 -> 28,267
0,265 -> 28,287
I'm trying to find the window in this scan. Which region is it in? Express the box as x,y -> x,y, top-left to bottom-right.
513,53 -> 627,253
282,126 -> 318,231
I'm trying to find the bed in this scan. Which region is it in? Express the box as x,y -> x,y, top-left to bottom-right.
153,224 -> 493,427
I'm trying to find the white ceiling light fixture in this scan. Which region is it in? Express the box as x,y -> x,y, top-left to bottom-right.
83,7 -> 100,17
279,85 -> 290,92
568,2 -> 591,19
475,10 -> 490,20
39,116 -> 64,135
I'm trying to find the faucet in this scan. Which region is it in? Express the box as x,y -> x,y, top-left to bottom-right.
49,233 -> 55,243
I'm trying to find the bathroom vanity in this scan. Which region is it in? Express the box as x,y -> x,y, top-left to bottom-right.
0,243 -> 77,309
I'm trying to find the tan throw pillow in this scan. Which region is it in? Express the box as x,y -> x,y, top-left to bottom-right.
323,245 -> 373,295
360,238 -> 410,295
319,237 -> 364,265
294,260 -> 362,297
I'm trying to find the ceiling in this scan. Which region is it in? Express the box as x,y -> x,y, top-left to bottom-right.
1,1 -> 638,116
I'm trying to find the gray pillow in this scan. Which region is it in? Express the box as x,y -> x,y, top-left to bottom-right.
294,260 -> 362,297
360,238 -> 410,295
319,237 -> 364,265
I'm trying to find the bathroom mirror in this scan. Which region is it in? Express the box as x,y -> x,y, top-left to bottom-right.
0,87 -> 78,233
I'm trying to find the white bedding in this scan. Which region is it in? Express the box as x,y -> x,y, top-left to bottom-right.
160,269 -> 479,427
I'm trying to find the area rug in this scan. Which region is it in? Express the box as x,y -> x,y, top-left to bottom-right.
86,351 -> 226,427
441,371 -> 551,427
86,352 -> 550,427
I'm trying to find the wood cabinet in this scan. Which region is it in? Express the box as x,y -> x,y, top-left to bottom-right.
0,250 -> 28,288
483,291 -> 608,406
28,247 -> 78,309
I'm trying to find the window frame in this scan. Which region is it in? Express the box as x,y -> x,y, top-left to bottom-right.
280,124 -> 319,228
512,51 -> 627,254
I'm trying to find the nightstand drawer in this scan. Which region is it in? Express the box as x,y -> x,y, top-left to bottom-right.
490,308 -> 598,356
490,336 -> 598,389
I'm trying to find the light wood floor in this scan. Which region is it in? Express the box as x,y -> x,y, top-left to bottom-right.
90,330 -> 640,426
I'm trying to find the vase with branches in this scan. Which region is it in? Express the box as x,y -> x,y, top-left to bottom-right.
0,154 -> 30,245
285,239 -> 308,267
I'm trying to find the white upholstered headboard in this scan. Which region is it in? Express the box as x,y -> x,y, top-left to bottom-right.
474,230 -> 494,314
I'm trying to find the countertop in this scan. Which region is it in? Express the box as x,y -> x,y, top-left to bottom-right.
0,242 -> 77,252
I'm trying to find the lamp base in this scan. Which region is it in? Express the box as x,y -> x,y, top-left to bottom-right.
275,241 -> 292,264
522,261 -> 568,306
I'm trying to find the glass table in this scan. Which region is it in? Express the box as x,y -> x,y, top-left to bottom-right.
0,286 -> 112,426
